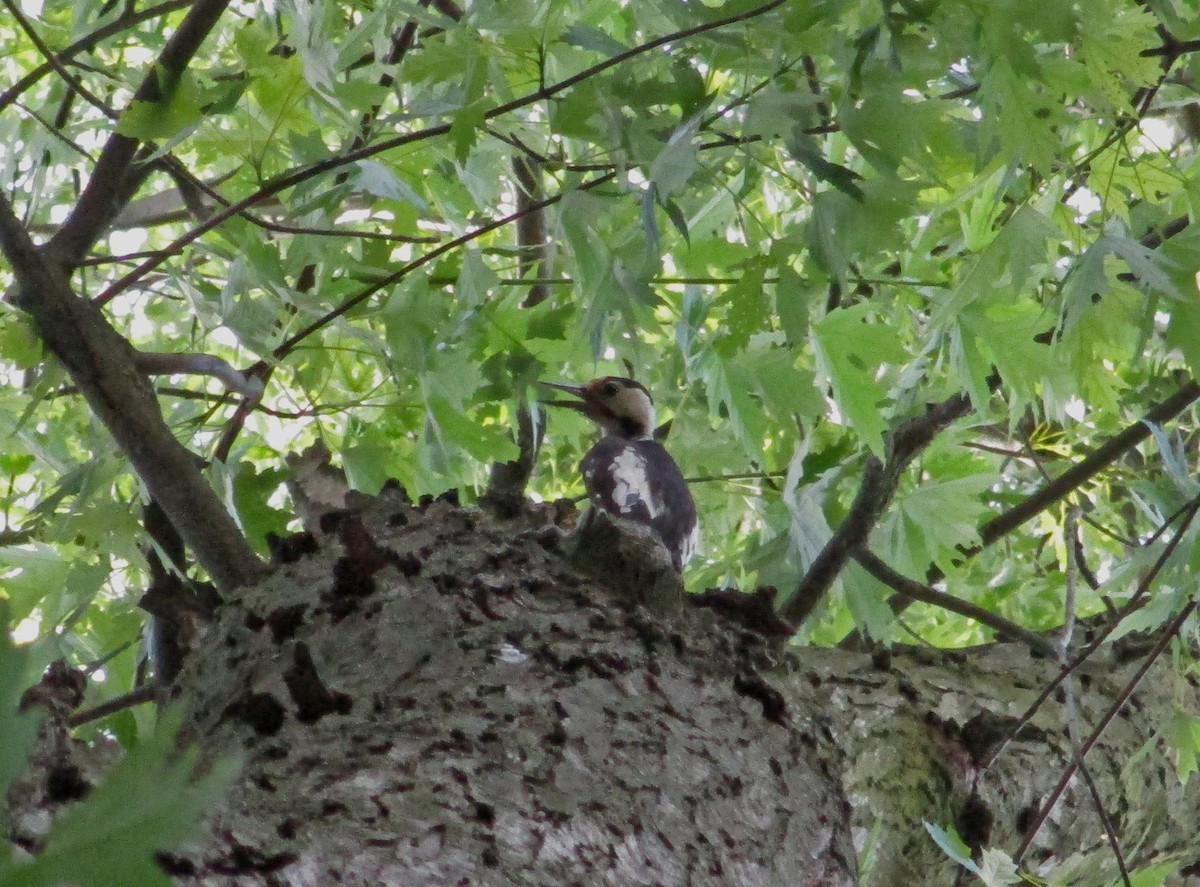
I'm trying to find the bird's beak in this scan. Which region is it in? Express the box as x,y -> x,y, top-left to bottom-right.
539,381 -> 591,414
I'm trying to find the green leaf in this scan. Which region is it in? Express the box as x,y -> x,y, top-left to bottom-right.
647,115 -> 701,199
456,249 -> 498,309
353,161 -> 430,211
810,304 -> 907,456
426,397 -> 520,465
841,562 -> 896,641
561,23 -> 629,57
976,60 -> 1062,173
700,352 -> 768,456
342,427 -> 393,496
786,132 -> 864,200
1169,711 -> 1200,786
116,68 -> 206,142
449,40 -> 491,162
924,821 -> 979,872
0,712 -> 237,887
774,266 -> 810,346
977,848 -> 1020,887
0,610 -> 39,805
1165,295 -> 1200,380
717,261 -> 769,355
0,313 -> 43,368
657,192 -> 691,246
878,476 -> 991,575
0,543 -> 69,622
1077,3 -> 1163,110
1105,233 -> 1180,298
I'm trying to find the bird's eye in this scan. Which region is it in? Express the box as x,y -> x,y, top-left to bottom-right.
601,381 -> 621,397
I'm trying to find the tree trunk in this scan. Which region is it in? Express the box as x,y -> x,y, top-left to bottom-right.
17,488 -> 1200,885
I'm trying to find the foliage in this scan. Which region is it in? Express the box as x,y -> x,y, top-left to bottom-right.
4,0 -> 1200,878
0,615 -> 235,886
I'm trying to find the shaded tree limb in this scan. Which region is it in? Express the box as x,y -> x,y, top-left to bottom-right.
514,155 -> 552,307
852,548 -> 1059,657
45,0 -> 232,268
0,194 -> 266,595
213,366 -> 275,465
778,393 -> 974,627
482,400 -> 541,518
0,0 -> 192,112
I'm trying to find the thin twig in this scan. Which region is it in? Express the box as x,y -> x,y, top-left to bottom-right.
981,494 -> 1200,774
853,549 -> 1059,656
93,0 -> 788,304
1057,506 -> 1132,887
1015,594 -> 1198,863
68,684 -> 159,728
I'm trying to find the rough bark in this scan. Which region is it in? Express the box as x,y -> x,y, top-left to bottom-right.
9,490 -> 1200,886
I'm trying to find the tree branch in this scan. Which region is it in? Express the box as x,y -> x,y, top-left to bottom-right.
973,380 -> 1200,552
778,393 -> 974,627
45,0 -> 233,268
94,0 -> 788,304
133,351 -> 265,399
0,194 -> 266,595
853,548 -> 1059,656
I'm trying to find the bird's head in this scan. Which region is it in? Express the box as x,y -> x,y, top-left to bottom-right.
541,376 -> 656,440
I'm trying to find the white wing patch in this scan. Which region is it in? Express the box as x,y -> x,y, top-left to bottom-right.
587,447 -> 663,518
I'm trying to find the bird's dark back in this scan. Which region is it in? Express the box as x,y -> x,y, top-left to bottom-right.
580,436 -> 698,569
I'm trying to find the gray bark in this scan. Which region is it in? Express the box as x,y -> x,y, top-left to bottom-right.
11,489 -> 1200,885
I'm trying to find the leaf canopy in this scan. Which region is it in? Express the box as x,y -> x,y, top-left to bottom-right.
3,9 -> 1200,874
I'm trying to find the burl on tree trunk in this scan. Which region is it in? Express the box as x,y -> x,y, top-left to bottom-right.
14,486 -> 1200,886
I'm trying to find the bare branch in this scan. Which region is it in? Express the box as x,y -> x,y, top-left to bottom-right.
67,684 -> 158,728
134,351 -> 266,399
974,380 -> 1200,552
481,401 -> 541,518
1015,596 -> 1198,864
514,155 -> 551,308
980,495 -> 1200,776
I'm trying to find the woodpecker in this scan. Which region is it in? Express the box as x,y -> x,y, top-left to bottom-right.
542,376 -> 699,570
